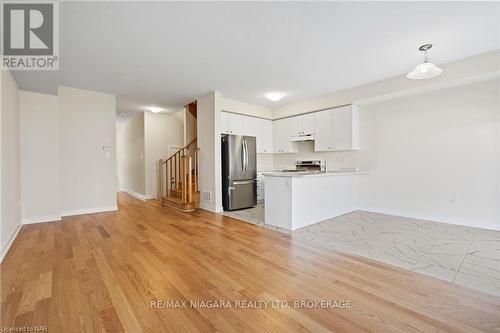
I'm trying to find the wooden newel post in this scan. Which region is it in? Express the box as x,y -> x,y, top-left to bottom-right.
159,159 -> 164,203
188,157 -> 192,203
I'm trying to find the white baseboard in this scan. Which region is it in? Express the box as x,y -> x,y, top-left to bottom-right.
360,206 -> 500,231
22,214 -> 61,225
199,202 -> 216,212
61,206 -> 118,217
121,189 -> 149,201
0,224 -> 22,263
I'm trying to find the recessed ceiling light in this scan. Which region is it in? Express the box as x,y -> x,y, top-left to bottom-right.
265,92 -> 287,102
147,106 -> 163,113
407,44 -> 443,80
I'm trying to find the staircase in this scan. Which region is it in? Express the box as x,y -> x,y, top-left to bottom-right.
159,138 -> 200,212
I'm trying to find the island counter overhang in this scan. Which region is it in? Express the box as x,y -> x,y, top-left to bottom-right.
263,172 -> 368,231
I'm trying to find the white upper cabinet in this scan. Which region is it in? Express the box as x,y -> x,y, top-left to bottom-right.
220,111 -> 273,153
314,105 -> 359,152
256,118 -> 273,153
313,109 -> 333,151
290,113 -> 315,136
333,105 -> 359,151
273,117 -> 298,153
221,111 -> 230,134
229,113 -> 246,135
220,112 -> 246,135
300,113 -> 315,135
222,104 -> 358,155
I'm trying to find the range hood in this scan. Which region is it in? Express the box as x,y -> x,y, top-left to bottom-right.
289,134 -> 315,142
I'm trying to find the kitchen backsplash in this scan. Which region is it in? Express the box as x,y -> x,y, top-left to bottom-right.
256,153 -> 274,171
272,141 -> 365,171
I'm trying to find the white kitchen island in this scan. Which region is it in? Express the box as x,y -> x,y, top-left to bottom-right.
263,171 -> 368,231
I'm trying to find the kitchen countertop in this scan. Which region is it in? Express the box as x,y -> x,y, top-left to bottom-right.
263,170 -> 369,177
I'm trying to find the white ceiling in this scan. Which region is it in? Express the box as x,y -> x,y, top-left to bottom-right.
11,1 -> 500,115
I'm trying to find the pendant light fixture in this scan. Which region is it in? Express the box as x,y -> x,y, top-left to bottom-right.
407,44 -> 443,80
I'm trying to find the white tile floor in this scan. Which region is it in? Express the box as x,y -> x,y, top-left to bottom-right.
222,206 -> 500,296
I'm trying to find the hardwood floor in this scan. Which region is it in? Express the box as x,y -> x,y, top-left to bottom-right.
1,192 -> 499,332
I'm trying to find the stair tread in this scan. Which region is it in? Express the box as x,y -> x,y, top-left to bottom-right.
165,196 -> 183,203
164,192 -> 200,201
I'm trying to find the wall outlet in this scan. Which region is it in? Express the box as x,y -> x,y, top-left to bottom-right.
451,195 -> 460,204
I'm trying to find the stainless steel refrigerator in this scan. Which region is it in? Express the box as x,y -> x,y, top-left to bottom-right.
221,134 -> 257,211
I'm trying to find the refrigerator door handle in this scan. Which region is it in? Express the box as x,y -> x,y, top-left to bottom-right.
246,140 -> 249,171
240,141 -> 245,173
243,139 -> 248,172
232,180 -> 254,185
245,139 -> 249,171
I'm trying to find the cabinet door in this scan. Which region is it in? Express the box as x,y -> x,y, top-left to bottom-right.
332,106 -> 354,151
289,116 -> 302,136
228,113 -> 245,135
282,117 -> 299,141
254,118 -> 263,153
254,117 -> 269,153
300,113 -> 315,135
314,109 -> 333,151
245,114 -> 258,137
273,118 -> 295,153
273,119 -> 286,153
279,117 -> 298,152
221,112 -> 230,134
260,119 -> 273,153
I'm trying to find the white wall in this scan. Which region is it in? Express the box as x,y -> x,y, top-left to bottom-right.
274,79 -> 500,230
273,50 -> 500,119
0,70 -> 21,261
197,91 -> 222,212
144,112 -> 184,199
19,91 -> 60,224
116,113 -> 145,197
220,97 -> 273,119
185,108 -> 197,145
59,86 -> 117,215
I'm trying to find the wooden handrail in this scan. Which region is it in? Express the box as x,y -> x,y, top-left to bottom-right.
162,138 -> 197,165
158,138 -> 199,209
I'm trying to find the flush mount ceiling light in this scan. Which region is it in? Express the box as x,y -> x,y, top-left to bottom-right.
147,106 -> 163,113
407,44 -> 443,80
265,92 -> 287,102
